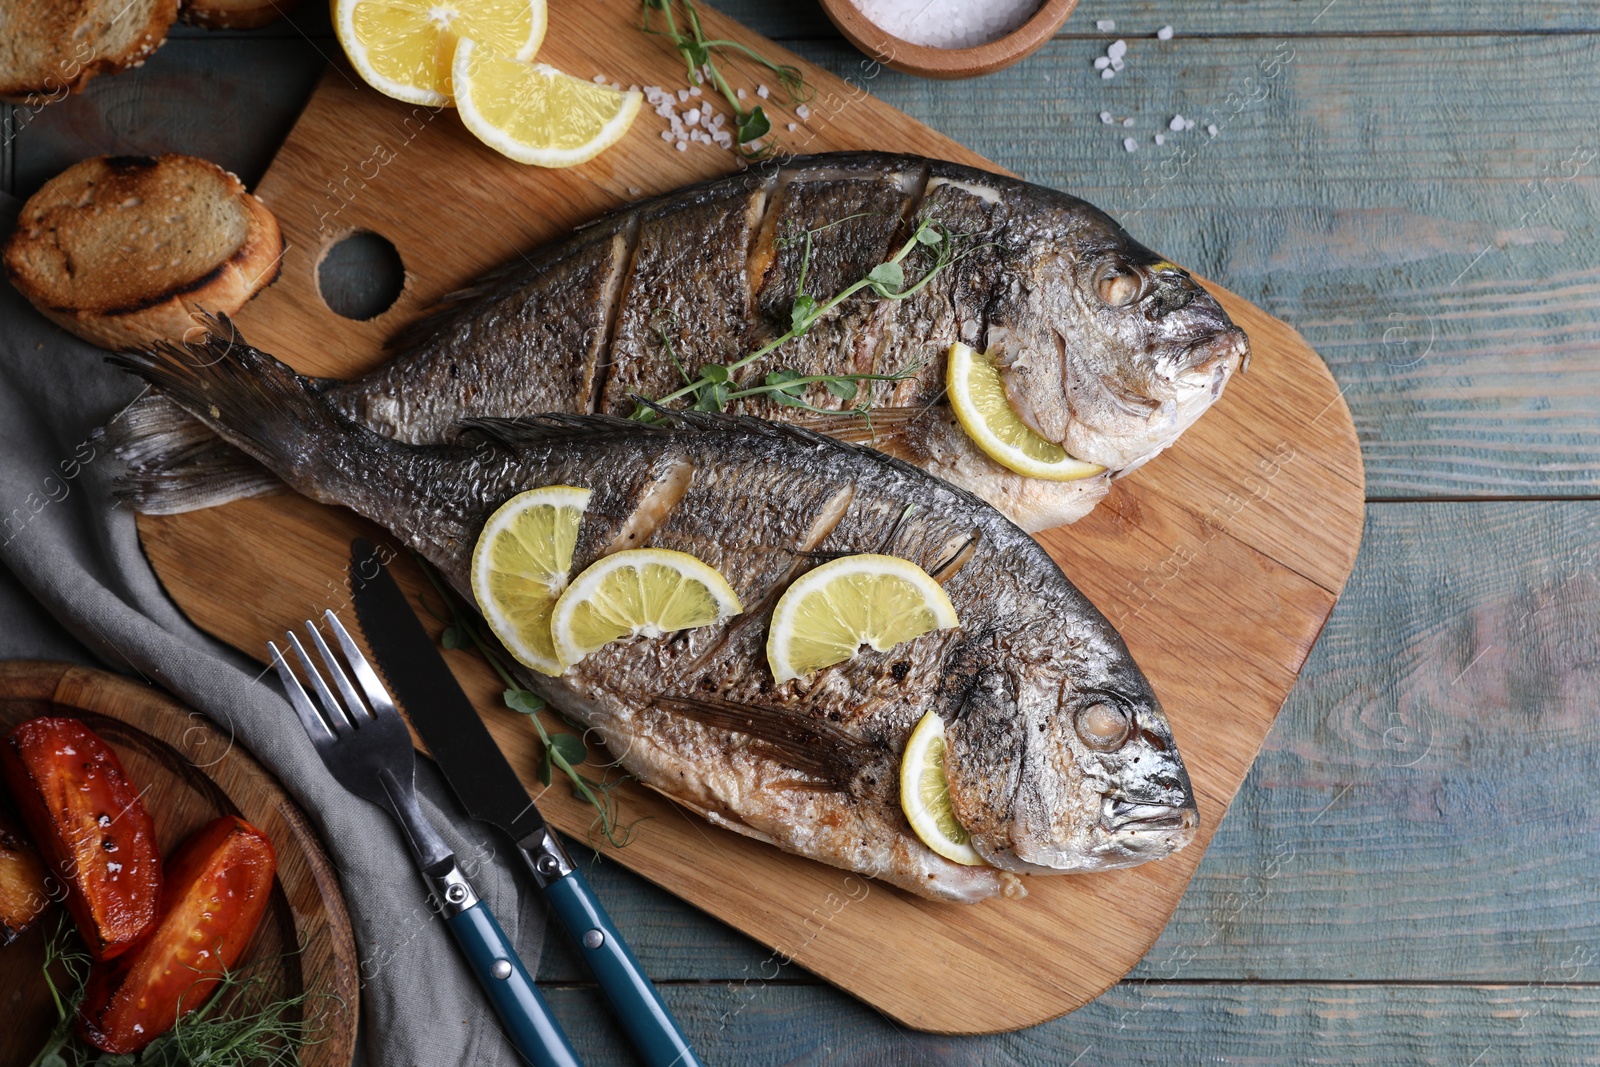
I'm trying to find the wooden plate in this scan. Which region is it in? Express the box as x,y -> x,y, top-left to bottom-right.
132,0 -> 1364,1036
0,661 -> 359,1066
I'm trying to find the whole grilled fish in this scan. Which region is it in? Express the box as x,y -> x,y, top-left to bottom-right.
112,325 -> 1199,903
109,152 -> 1249,533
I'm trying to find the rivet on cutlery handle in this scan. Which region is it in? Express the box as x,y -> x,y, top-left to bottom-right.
429,857 -> 584,1067
520,829 -> 702,1067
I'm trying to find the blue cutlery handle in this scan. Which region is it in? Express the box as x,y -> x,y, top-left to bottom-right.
446,900 -> 584,1067
544,866 -> 703,1067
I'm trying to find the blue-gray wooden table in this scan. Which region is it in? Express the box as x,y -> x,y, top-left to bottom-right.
5,1 -> 1598,1062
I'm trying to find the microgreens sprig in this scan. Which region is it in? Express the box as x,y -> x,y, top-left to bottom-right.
414,557 -> 644,849
634,215 -> 964,421
641,0 -> 811,156
29,916 -> 336,1067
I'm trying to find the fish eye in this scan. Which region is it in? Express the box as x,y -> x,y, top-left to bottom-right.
1095,263 -> 1144,308
1076,700 -> 1131,750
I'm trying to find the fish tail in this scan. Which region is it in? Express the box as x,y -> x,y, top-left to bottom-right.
107,314 -> 364,502
96,393 -> 284,514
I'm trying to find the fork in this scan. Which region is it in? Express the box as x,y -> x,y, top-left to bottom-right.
270,611 -> 583,1067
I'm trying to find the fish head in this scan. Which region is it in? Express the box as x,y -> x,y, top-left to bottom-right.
993,218 -> 1251,473
941,639 -> 1198,873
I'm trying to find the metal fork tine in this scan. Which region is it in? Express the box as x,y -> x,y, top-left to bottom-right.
286,630 -> 354,735
268,641 -> 336,743
323,609 -> 401,722
304,619 -> 372,726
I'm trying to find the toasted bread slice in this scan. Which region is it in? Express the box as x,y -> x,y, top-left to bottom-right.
180,0 -> 302,30
0,0 -> 178,104
3,154 -> 284,350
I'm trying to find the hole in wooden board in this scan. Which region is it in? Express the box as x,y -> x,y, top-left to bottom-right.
316,231 -> 405,320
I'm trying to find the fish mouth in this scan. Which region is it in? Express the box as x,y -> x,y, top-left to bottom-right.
1176,325 -> 1251,376
1103,798 -> 1199,852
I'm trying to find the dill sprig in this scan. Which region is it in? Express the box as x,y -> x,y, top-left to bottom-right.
29,915 -> 336,1067
414,557 -> 644,849
641,0 -> 811,156
634,214 -> 968,421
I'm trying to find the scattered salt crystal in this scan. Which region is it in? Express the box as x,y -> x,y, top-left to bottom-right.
1157,25 -> 1173,40
1169,114 -> 1186,131
1154,133 -> 1165,145
1207,124 -> 1218,136
1094,57 -> 1110,70
1107,39 -> 1127,59
1122,117 -> 1134,128
592,74 -> 606,84
1096,19 -> 1114,31
689,86 -> 701,96
757,84 -> 769,99
676,141 -> 687,152
678,88 -> 690,102
853,0 -> 1044,49
737,88 -> 746,100
661,130 -> 674,141
787,122 -> 798,131
1123,137 -> 1137,152
685,108 -> 700,125
796,103 -> 811,120
1101,68 -> 1115,80
747,139 -> 763,151
1110,57 -> 1124,71
1099,111 -> 1113,124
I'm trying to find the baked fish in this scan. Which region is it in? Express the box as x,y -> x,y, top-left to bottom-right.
108,151 -> 1249,532
112,325 -> 1200,903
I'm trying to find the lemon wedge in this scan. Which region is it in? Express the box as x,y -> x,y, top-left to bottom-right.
550,548 -> 741,668
765,554 -> 959,684
471,485 -> 590,676
333,0 -> 546,106
946,341 -> 1106,481
453,39 -> 643,167
900,710 -> 985,866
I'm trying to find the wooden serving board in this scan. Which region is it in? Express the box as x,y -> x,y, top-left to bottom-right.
132,1 -> 1363,1036
0,661 -> 359,1065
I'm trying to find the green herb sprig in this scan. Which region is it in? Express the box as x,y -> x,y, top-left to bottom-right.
415,558 -> 644,849
635,215 -> 963,421
29,916 -> 335,1067
641,0 -> 810,155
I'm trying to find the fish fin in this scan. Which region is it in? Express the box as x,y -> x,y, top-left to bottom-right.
106,314 -> 357,493
98,392 -> 285,514
657,694 -> 878,789
794,406 -> 928,445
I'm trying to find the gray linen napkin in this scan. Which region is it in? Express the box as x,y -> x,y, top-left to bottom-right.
0,192 -> 546,1067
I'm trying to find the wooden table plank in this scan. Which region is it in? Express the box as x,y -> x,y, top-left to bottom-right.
715,0 -> 1600,38
535,981 -> 1600,1065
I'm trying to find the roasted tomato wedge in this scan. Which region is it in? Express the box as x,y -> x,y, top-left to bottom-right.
0,797 -> 52,945
78,815 -> 277,1055
1,717 -> 161,958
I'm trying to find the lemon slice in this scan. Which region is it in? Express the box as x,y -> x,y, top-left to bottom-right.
453,39 -> 643,167
766,554 -> 959,684
333,0 -> 546,106
471,485 -> 591,676
900,711 -> 985,866
947,341 -> 1106,481
550,548 -> 741,668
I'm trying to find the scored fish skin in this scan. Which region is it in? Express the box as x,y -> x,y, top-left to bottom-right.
108,152 -> 1248,532
112,327 -> 1200,904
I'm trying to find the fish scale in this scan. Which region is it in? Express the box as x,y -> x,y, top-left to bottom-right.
105,152 -> 1248,533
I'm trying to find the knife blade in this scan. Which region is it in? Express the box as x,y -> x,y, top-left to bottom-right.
347,539 -> 703,1067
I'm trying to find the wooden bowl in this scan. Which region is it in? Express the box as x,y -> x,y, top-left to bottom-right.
819,0 -> 1078,79
0,661 -> 360,1067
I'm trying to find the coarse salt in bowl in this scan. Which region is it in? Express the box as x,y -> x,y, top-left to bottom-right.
822,0 -> 1078,78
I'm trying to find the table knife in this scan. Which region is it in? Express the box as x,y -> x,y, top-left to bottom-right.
348,539 -> 703,1067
